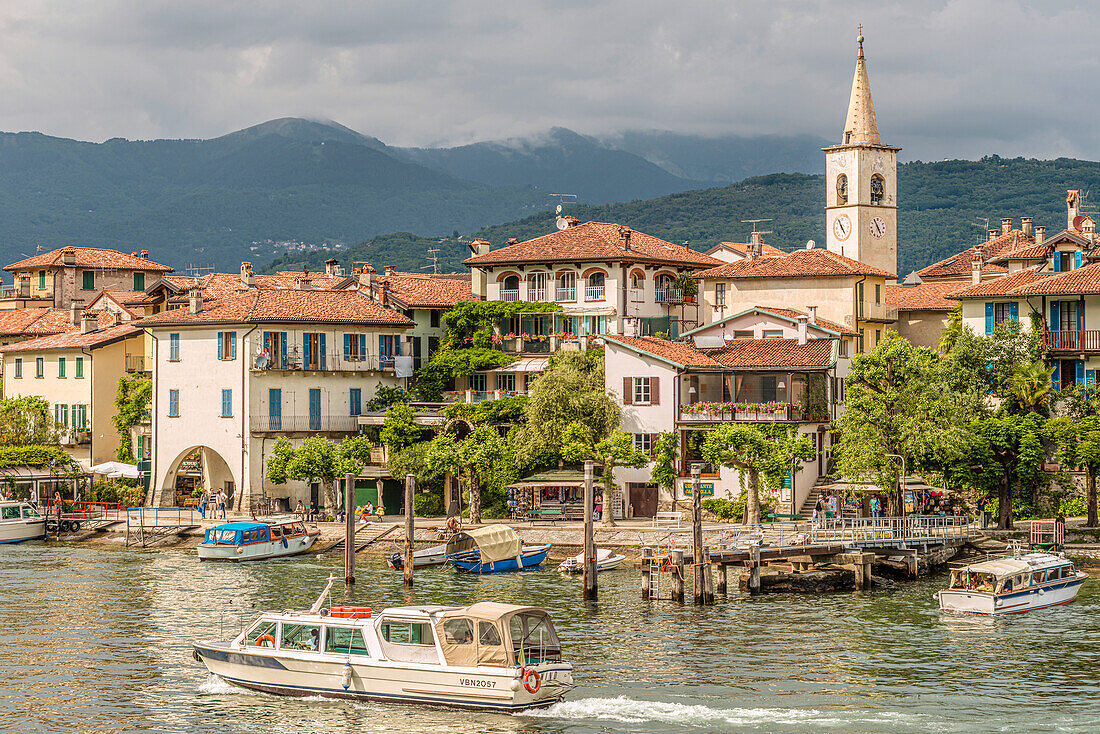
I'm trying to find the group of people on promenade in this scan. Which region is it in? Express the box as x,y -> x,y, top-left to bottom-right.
197,489 -> 228,520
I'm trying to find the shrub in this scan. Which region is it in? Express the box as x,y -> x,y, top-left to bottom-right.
414,492 -> 444,517
1060,496 -> 1087,517
702,493 -> 778,522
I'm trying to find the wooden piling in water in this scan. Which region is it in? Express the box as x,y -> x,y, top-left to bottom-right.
641,546 -> 654,599
716,562 -> 727,593
703,554 -> 715,604
403,474 -> 415,588
748,545 -> 761,595
690,464 -> 704,605
671,549 -> 685,601
582,460 -> 597,600
344,472 -> 355,584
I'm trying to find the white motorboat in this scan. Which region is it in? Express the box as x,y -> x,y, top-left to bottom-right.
388,544 -> 448,570
193,578 -> 574,710
556,548 -> 626,573
936,551 -> 1087,615
0,501 -> 46,543
197,518 -> 318,561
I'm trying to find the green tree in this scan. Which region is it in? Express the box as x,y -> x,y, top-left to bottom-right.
592,430 -> 650,527
380,403 -> 423,452
702,423 -> 815,526
650,432 -> 680,500
265,437 -> 295,486
1006,359 -> 1055,415
264,436 -> 365,516
1045,416 -> 1100,527
0,396 -> 59,446
457,425 -> 515,524
939,304 -> 963,353
112,374 -> 151,461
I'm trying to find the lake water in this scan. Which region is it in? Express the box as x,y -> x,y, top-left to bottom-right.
1,543 -> 1098,733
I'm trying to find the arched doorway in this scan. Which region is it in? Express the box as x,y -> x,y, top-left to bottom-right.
159,446 -> 237,510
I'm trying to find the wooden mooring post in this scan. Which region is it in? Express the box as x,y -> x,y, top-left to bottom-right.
344,472 -> 355,585
582,460 -> 597,600
640,546 -> 654,599
747,544 -> 761,595
691,464 -> 704,604
671,549 -> 685,602
716,562 -> 727,594
403,474 -> 415,588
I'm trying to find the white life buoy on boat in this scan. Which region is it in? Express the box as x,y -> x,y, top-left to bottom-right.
342,662 -> 352,690
236,547 -> 244,554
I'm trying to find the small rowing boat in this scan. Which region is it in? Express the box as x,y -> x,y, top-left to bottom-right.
388,544 -> 448,570
444,525 -> 551,574
556,548 -> 626,573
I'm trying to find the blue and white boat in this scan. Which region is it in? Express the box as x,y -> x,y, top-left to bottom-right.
198,517 -> 318,561
445,525 -> 551,573
0,501 -> 46,543
937,551 -> 1087,615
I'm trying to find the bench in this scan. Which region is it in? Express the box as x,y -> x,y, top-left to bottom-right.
527,509 -> 565,524
653,511 -> 682,528
767,513 -> 803,522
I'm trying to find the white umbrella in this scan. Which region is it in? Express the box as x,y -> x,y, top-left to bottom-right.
89,461 -> 140,479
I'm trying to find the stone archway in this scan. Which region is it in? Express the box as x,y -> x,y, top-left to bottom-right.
155,446 -> 237,510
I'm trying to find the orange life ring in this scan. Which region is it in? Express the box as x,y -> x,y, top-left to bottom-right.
522,667 -> 542,693
256,634 -> 275,647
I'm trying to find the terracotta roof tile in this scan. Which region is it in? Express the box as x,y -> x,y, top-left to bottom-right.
0,322 -> 140,352
376,272 -> 474,308
695,248 -> 894,279
605,335 -> 836,369
916,230 -> 1031,279
463,222 -> 724,269
752,306 -> 859,336
1011,262 -> 1100,296
947,265 -> 1047,299
988,243 -> 1049,264
0,308 -> 116,337
5,247 -> 173,272
707,242 -> 787,258
136,290 -> 415,327
885,282 -> 962,311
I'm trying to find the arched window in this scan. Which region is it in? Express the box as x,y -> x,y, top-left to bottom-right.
585,271 -> 605,300
655,273 -> 675,289
870,174 -> 885,205
836,174 -> 848,205
557,271 -> 576,301
502,275 -> 519,301
630,272 -> 642,289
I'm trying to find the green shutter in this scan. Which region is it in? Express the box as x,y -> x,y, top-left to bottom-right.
58,357 -> 65,378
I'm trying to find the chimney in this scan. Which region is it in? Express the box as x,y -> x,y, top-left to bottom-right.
1021,217 -> 1033,237
748,231 -> 764,259
378,281 -> 389,307
110,310 -> 122,327
988,229 -> 999,242
69,299 -> 84,326
384,266 -> 395,276
468,239 -> 491,300
506,238 -> 518,246
240,261 -> 254,287
358,268 -> 373,291
17,276 -> 29,298
188,287 -> 203,314
295,276 -> 312,290
971,256 -> 983,285
796,315 -> 808,345
325,258 -> 339,276
807,305 -> 818,325
1001,218 -> 1012,235
140,249 -> 149,260
61,248 -> 76,266
1086,219 -> 1096,235
80,311 -> 98,334
565,216 -> 580,228
619,227 -> 632,251
1035,226 -> 1046,245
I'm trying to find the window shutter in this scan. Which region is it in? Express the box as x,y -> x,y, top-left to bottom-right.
359,334 -> 366,358
319,333 -> 327,369
379,335 -> 386,357
1009,302 -> 1019,323
1077,360 -> 1085,384
217,334 -> 223,360
395,337 -> 402,356
1075,251 -> 1083,270
280,333 -> 287,366
269,388 -> 281,417
263,331 -> 271,352
1054,255 -> 1061,272
344,334 -> 351,360
1051,361 -> 1060,391
230,332 -> 237,360
304,334 -> 311,366
623,377 -> 633,404
1051,302 -> 1059,331
651,376 -> 660,405
984,303 -> 994,335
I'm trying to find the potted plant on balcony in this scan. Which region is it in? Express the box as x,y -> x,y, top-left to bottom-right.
674,272 -> 698,304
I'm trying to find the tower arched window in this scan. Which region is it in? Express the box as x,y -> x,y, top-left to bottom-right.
836,174 -> 848,205
870,174 -> 885,205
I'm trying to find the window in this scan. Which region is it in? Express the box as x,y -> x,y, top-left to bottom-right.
527,272 -> 547,301
836,173 -> 848,205
430,310 -> 441,328
502,275 -> 520,301
586,272 -> 606,300
633,433 -> 654,455
496,373 -> 515,393
762,330 -> 783,339
350,388 -> 362,416
217,332 -> 237,360
632,377 -> 652,404
343,333 -> 367,361
858,328 -> 866,353
133,272 -> 145,291
630,272 -> 643,289
54,404 -> 68,427
82,271 -> 95,290
442,618 -> 474,645
13,358 -> 21,379
303,332 -> 327,369
268,388 -> 282,430
1059,301 -> 1077,332
221,389 -> 233,418
870,174 -> 885,204
557,271 -> 576,301
470,372 -> 487,394
35,357 -> 44,378
169,333 -> 180,362
38,270 -> 46,290
732,330 -> 754,339
428,336 -> 440,356
874,283 -> 882,304
994,302 -> 1014,326
168,389 -> 179,417
309,388 -> 321,430
715,283 -> 726,307
280,623 -> 321,651
838,339 -> 849,358
75,357 -> 84,378
380,621 -> 434,645
379,334 -> 401,362
262,331 -> 288,369
58,357 -> 66,378
325,626 -> 370,656
71,404 -> 88,429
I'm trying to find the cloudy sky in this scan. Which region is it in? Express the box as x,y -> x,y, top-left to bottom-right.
0,0 -> 1095,160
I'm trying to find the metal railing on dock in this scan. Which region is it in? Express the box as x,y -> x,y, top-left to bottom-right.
126,506 -> 199,548
809,515 -> 969,547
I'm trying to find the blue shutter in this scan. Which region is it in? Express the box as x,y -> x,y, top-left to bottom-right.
1009,302 -> 1019,323
169,389 -> 179,416
1078,360 -> 1086,385
1088,370 -> 1096,388
359,334 -> 366,358
217,334 -> 223,360
319,333 -> 327,369
984,302 -> 994,335
230,332 -> 237,360
1075,251 -> 1083,270
268,388 -> 281,430
344,334 -> 351,360
394,336 -> 401,356
309,388 -> 321,430
1054,255 -> 1062,272
1052,361 -> 1060,392
350,388 -> 361,416
304,333 -> 311,367
263,331 -> 271,352
1051,303 -> 1059,331
221,389 -> 232,417
379,335 -> 386,357
280,332 -> 287,366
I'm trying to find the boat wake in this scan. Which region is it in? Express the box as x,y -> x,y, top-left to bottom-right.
198,675 -> 256,696
523,696 -> 927,728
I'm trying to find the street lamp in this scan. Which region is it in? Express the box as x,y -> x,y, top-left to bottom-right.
885,454 -> 906,548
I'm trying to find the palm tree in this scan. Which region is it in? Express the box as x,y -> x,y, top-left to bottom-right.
938,305 -> 963,353
1007,359 -> 1054,413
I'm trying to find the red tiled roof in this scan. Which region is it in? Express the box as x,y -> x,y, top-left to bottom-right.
752,306 -> 859,336
0,322 -> 140,352
98,289 -> 159,305
1011,262 -> 1100,296
376,272 -> 474,308
605,335 -> 836,369
463,222 -> 724,269
707,242 -> 787,258
5,247 -> 173,272
0,308 -> 116,337
136,290 -> 415,327
885,282 -> 961,311
988,243 -> 1049,264
916,230 -> 1031,280
947,266 -> 1047,299
695,248 -> 894,279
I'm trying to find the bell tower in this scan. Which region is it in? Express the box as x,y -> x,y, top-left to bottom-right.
823,33 -> 900,278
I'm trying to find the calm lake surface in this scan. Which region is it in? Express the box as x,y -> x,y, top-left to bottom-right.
1,542 -> 1098,734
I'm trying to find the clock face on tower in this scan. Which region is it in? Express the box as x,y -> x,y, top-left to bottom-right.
833,214 -> 852,241
869,216 -> 887,239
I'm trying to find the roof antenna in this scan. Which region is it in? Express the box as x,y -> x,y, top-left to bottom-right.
420,247 -> 440,275
550,193 -> 578,230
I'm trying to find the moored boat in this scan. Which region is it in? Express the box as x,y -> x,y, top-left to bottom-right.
0,501 -> 46,544
388,544 -> 448,570
197,517 -> 319,561
556,548 -> 626,573
444,525 -> 551,573
192,577 -> 574,710
936,551 -> 1087,615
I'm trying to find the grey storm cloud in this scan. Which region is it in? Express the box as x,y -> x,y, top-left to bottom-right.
0,0 -> 1097,160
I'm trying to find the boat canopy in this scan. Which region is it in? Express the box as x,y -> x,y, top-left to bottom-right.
434,603 -> 554,669
959,554 -> 1068,579
445,524 -> 521,564
204,522 -> 269,545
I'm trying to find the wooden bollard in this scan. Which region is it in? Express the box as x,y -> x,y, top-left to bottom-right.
703,559 -> 715,604
716,563 -> 727,594
671,549 -> 685,602
641,546 -> 653,599
403,474 -> 415,588
748,545 -> 761,595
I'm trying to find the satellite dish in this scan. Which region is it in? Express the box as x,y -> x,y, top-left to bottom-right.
556,217 -> 569,231
806,240 -> 816,249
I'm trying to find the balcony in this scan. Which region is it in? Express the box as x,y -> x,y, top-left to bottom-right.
584,285 -> 605,301
678,402 -> 830,423
526,288 -> 546,302
1045,329 -> 1100,352
60,430 -> 91,446
250,414 -> 360,433
500,289 -> 520,302
125,355 -> 146,372
555,287 -> 576,302
655,288 -> 684,304
857,300 -> 898,322
250,346 -> 395,373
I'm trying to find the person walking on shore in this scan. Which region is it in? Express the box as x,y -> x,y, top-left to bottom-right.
216,489 -> 227,519
976,494 -> 988,529
29,486 -> 38,510
814,495 -> 825,527
198,489 -> 209,519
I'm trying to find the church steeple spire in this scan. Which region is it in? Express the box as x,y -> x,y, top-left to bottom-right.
842,32 -> 881,146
